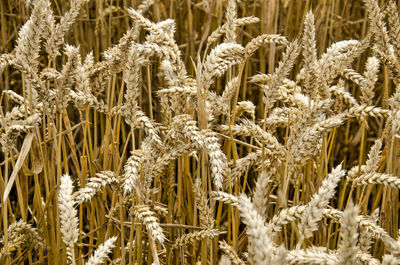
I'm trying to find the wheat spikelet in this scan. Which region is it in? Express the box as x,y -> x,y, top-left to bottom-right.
322,208 -> 400,254
338,202 -> 359,265
288,247 -> 378,265
360,57 -> 380,105
224,0 -> 237,43
265,39 -> 300,94
364,139 -> 383,173
99,30 -> 140,75
133,110 -> 163,147
219,240 -> 245,265
235,101 -> 256,120
6,219 -> 42,246
193,178 -> 215,228
137,0 -> 154,13
219,119 -> 284,157
171,114 -> 204,148
126,7 -> 156,31
249,73 -> 272,84
301,11 -> 317,96
0,111 -> 38,154
269,205 -> 308,232
219,255 -> 232,265
151,142 -> 197,177
289,115 -> 343,165
170,116 -> 229,190
211,191 -> 239,206
131,205 -> 166,245
58,174 -> 79,264
153,204 -> 168,217
202,43 -> 244,90
75,171 -> 118,204
286,247 -> 340,265
0,53 -> 15,73
55,44 -> 80,110
127,8 -> 187,81
252,168 -> 271,219
227,151 -> 262,188
352,172 -> 400,189
359,208 -> 380,252
135,138 -> 162,200
387,1 -> 400,57
366,0 -> 400,83
382,109 -> 400,144
0,219 -> 43,257
2,90 -> 25,105
330,80 -> 358,107
345,104 -> 389,120
364,0 -> 392,56
312,38 -> 369,98
15,0 -> 49,72
85,236 -> 117,265
341,68 -> 366,87
222,77 -> 239,108
122,151 -> 144,195
172,228 -> 220,249
356,252 -> 380,265
69,90 -> 108,113
244,34 -> 288,59
382,254 -> 400,265
238,194 -> 275,264
207,17 -> 260,47
203,130 -> 229,190
124,44 -> 148,105
300,165 -> 345,238
45,0 -> 85,59
0,234 -> 24,258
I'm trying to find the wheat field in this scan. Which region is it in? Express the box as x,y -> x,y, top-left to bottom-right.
1,0 -> 400,264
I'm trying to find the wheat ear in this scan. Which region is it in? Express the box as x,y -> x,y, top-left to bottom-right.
85,236 -> 117,265
58,174 -> 79,265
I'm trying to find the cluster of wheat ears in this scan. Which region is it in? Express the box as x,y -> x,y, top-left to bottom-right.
1,0 -> 400,264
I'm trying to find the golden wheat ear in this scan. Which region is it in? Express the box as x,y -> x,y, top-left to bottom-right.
58,174 -> 79,265
85,236 -> 117,265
